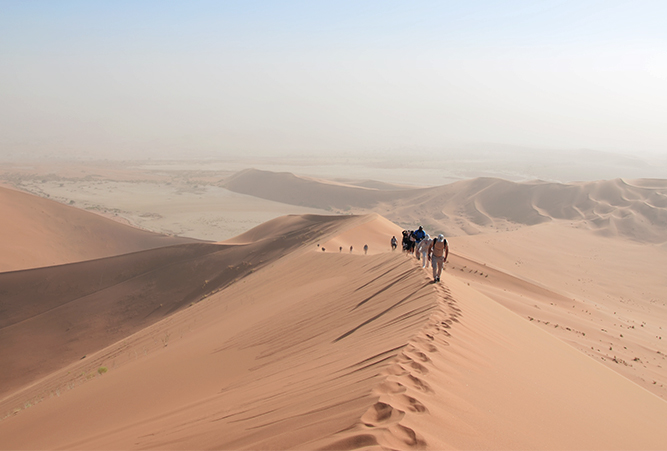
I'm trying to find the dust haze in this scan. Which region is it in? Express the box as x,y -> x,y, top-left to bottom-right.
2,2 -> 667,449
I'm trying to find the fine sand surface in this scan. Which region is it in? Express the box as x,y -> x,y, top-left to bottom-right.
0,186 -> 197,271
448,222 -> 667,399
0,213 -> 354,400
2,212 -> 667,449
2,164 -> 667,449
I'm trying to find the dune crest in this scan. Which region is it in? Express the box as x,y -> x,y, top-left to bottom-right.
0,217 -> 439,449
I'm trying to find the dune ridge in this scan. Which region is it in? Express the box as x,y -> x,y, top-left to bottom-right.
223,169 -> 667,243
2,213 -> 667,450
0,215 -> 440,449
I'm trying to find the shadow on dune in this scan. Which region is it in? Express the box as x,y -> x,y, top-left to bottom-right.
0,214 -> 357,398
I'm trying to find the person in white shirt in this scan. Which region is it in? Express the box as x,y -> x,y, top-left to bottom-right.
417,234 -> 432,269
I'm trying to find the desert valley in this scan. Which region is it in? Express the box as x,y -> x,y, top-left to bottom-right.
1,160 -> 666,450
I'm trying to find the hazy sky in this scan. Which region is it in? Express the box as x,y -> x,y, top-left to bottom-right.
1,0 -> 666,160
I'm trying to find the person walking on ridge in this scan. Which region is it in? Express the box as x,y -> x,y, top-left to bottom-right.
417,234 -> 432,269
391,236 -> 398,251
428,234 -> 449,282
413,226 -> 426,244
412,226 -> 426,260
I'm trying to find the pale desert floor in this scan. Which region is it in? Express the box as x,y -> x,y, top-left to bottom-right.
1,160 -> 330,240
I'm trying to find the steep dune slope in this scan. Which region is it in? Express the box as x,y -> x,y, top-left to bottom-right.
449,222 -> 667,400
400,273 -> 667,450
0,214 -> 366,400
2,214 -> 667,450
223,170 -> 667,243
0,186 -> 197,271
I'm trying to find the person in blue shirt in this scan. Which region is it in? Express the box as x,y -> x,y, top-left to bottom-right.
413,226 -> 426,242
412,226 -> 426,259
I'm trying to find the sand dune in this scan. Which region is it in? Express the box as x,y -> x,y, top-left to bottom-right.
0,214 -> 364,400
2,213 -> 667,450
449,221 -> 667,400
223,168 -> 407,210
223,169 -> 667,243
0,186 -> 197,271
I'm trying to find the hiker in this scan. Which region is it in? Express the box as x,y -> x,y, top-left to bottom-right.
413,226 -> 426,244
350,245 -> 353,253
391,236 -> 398,251
402,230 -> 410,252
409,231 -> 417,254
363,244 -> 368,255
412,226 -> 426,259
339,246 -> 342,252
428,234 -> 449,282
417,234 -> 432,269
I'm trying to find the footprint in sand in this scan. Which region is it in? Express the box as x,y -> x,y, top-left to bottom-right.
388,423 -> 427,447
400,358 -> 429,375
411,338 -> 438,353
407,374 -> 434,393
361,402 -> 405,426
396,394 -> 429,413
376,380 -> 407,395
318,434 -> 379,450
407,349 -> 432,364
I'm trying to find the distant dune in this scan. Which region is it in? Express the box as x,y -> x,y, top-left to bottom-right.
222,168 -> 409,210
0,186 -> 197,271
223,169 -> 667,243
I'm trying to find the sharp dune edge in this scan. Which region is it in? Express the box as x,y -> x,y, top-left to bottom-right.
1,180 -> 667,449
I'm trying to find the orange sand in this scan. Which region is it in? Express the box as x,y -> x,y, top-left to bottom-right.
1,173 -> 667,450
0,186 -> 196,271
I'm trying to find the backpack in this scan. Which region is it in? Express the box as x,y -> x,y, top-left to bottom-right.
432,239 -> 447,257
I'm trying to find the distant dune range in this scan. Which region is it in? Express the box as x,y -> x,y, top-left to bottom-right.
2,174 -> 667,449
223,169 -> 667,243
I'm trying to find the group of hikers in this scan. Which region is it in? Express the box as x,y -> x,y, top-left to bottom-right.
391,226 -> 449,283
